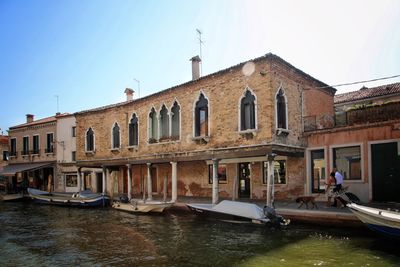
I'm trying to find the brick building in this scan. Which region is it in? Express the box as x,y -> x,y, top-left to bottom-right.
75,53 -> 335,202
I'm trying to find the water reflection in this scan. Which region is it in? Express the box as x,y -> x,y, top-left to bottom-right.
1,202 -> 399,266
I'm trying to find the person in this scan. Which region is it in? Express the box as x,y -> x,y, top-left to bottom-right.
325,172 -> 336,207
330,167 -> 344,207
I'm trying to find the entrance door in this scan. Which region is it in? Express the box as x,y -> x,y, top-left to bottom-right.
311,149 -> 326,193
238,163 -> 251,198
151,167 -> 158,193
372,142 -> 400,202
122,168 -> 128,194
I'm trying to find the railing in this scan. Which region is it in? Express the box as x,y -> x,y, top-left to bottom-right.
21,150 -> 29,156
31,149 -> 40,155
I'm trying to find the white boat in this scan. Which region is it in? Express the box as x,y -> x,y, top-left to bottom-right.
347,202 -> 400,238
112,199 -> 174,213
187,200 -> 289,226
27,188 -> 109,207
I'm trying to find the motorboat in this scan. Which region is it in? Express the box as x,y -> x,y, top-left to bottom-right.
187,200 -> 289,226
347,202 -> 400,238
27,188 -> 109,207
112,199 -> 174,213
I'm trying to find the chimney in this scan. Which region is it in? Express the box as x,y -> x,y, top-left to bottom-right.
26,114 -> 34,123
124,88 -> 134,101
190,55 -> 201,80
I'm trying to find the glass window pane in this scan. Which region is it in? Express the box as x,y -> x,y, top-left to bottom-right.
333,146 -> 361,180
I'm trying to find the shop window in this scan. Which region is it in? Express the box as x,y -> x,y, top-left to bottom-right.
333,146 -> 361,180
263,160 -> 286,184
65,174 -> 78,187
208,164 -> 227,184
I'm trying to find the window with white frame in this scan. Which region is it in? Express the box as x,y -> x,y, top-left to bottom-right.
240,89 -> 256,131
65,174 -> 78,187
333,146 -> 361,180
160,105 -> 169,139
194,93 -> 208,137
149,108 -> 158,142
112,122 -> 120,149
263,160 -> 287,184
171,101 -> 180,139
128,114 -> 139,146
276,88 -> 288,129
86,128 -> 95,152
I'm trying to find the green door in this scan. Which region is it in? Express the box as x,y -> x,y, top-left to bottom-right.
371,142 -> 400,202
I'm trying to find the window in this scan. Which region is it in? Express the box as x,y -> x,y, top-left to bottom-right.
10,138 -> 16,156
32,135 -> 39,154
208,164 -> 227,184
112,122 -> 120,149
333,146 -> 361,180
129,114 -> 139,146
149,108 -> 158,142
22,136 -> 29,155
240,90 -> 256,130
86,128 -> 95,152
71,151 -> 76,162
65,174 -> 78,187
160,105 -> 169,139
72,126 -> 76,137
3,151 -> 8,161
46,133 -> 54,153
195,93 -> 208,137
171,101 -> 180,139
263,160 -> 287,184
310,149 -> 326,193
276,88 -> 287,129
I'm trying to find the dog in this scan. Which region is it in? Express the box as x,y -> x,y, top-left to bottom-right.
295,196 -> 318,209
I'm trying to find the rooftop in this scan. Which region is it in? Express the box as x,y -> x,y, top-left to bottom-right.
334,82 -> 400,104
9,113 -> 69,130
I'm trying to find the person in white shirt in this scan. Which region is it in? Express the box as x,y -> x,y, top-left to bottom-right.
331,167 -> 344,207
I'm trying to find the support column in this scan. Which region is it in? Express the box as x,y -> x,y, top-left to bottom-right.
127,164 -> 132,200
146,163 -> 153,201
266,153 -> 277,207
77,168 -> 82,192
170,161 -> 177,202
212,159 -> 220,205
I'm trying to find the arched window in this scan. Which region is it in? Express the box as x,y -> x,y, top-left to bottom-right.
240,90 -> 256,130
129,114 -> 138,146
160,105 -> 169,139
86,128 -> 94,152
276,88 -> 287,129
171,101 -> 180,139
149,108 -> 158,141
112,122 -> 120,149
195,93 -> 208,137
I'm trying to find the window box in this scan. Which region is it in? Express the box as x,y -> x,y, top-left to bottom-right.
276,128 -> 289,136
127,145 -> 138,151
148,138 -> 158,144
85,150 -> 95,155
192,136 -> 210,144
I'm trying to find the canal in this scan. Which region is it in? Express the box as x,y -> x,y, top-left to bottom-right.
1,202 -> 399,266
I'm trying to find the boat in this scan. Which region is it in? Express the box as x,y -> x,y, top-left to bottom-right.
187,200 -> 289,226
347,202 -> 400,238
27,188 -> 109,207
112,199 -> 174,213
0,193 -> 25,201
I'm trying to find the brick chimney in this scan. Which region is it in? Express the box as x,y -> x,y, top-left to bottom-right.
26,114 -> 34,123
124,88 -> 134,101
190,55 -> 201,80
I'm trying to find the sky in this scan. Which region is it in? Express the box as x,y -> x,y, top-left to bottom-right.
0,0 -> 399,133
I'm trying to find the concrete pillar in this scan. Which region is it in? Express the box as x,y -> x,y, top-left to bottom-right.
146,163 -> 153,201
102,167 -> 107,194
127,164 -> 132,200
266,153 -> 277,207
212,159 -> 220,205
170,161 -> 177,202
77,168 -> 82,192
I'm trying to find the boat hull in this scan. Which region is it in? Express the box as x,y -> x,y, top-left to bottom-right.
112,200 -> 174,213
0,193 -> 25,201
347,203 -> 400,238
28,188 -> 109,207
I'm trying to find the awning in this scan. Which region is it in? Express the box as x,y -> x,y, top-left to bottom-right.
0,162 -> 54,176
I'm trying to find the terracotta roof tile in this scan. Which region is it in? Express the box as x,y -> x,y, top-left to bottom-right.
334,82 -> 400,104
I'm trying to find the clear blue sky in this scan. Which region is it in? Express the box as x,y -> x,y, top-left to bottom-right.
1,0 -> 399,133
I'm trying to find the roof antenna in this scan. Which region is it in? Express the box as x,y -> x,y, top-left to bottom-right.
196,28 -> 204,76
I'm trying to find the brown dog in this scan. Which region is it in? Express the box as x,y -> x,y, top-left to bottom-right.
295,196 -> 318,209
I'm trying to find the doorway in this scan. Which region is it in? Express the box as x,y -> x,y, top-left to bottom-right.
371,142 -> 400,202
238,163 -> 251,198
96,172 -> 103,193
151,167 -> 158,193
310,149 -> 326,193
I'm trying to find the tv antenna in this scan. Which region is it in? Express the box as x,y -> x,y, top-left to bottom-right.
133,78 -> 140,98
196,28 -> 204,76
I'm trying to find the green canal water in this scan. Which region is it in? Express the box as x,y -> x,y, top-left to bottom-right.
1,202 -> 399,267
